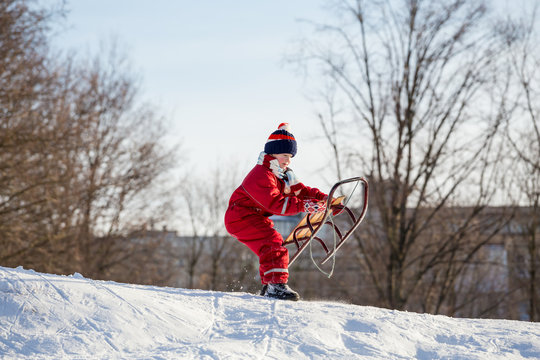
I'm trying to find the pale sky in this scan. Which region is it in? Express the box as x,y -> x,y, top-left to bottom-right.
53,1 -> 337,190
52,0 -> 521,195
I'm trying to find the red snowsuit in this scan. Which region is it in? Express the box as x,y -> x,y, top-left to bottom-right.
224,154 -> 326,284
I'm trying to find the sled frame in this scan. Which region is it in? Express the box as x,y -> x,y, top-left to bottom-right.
284,177 -> 369,266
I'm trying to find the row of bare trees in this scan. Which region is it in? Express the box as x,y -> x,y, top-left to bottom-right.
1,0 -> 178,281
114,0 -> 539,321
503,3 -> 540,321
167,0 -> 538,321
1,0 -> 537,321
280,0 -> 539,320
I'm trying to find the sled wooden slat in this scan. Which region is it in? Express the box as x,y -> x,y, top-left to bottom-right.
283,196 -> 345,244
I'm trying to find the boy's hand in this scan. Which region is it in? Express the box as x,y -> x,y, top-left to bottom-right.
321,195 -> 345,216
284,168 -> 302,196
303,200 -> 327,214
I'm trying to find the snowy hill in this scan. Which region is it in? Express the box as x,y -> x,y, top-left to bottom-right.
1,266 -> 539,359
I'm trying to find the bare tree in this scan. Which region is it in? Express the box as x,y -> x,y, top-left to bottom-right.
202,167 -> 239,290
178,177 -> 210,289
0,1 -> 180,284
65,50 -> 178,279
0,0 -> 67,267
503,3 -> 540,321
177,166 -> 249,291
292,0 -> 512,312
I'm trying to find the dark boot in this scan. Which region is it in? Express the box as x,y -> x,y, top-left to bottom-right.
262,283 -> 300,301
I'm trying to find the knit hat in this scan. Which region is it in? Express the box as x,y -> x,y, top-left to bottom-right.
264,123 -> 297,157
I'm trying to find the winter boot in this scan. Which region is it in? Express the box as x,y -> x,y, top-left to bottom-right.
261,283 -> 300,301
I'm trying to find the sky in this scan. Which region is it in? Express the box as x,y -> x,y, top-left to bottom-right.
52,1 -> 337,190
2,265 -> 540,358
49,0 -> 526,198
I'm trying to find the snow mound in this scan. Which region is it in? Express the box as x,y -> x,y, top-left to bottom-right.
0,266 -> 539,359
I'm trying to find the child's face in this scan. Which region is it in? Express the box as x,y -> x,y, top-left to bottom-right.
272,153 -> 293,169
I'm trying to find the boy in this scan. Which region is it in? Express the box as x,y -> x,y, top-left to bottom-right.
224,123 -> 327,301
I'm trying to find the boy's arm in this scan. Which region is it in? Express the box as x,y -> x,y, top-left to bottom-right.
284,168 -> 327,200
242,170 -> 305,216
297,185 -> 327,201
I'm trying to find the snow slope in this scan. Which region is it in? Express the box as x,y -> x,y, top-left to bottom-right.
0,266 -> 539,359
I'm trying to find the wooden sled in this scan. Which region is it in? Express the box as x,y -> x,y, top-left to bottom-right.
284,177 -> 369,266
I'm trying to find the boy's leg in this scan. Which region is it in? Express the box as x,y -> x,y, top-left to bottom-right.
228,216 -> 289,284
257,231 -> 289,284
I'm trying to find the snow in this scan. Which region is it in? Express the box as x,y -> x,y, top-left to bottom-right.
1,266 -> 539,359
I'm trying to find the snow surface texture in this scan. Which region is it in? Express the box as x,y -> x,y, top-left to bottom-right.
1,266 -> 539,359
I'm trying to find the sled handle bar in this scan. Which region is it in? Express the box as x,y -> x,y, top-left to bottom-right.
288,176 -> 369,266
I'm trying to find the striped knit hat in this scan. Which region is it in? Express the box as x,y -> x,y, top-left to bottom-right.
264,123 -> 297,157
